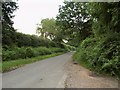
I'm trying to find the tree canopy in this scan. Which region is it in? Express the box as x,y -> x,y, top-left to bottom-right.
2,1 -> 18,46
72,2 -> 120,78
36,18 -> 58,40
56,2 -> 92,46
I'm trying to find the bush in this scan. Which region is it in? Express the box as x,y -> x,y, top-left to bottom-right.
49,48 -> 65,53
3,31 -> 57,48
73,33 -> 120,79
25,47 -> 35,58
36,47 -> 52,55
2,46 -> 65,61
17,47 -> 26,59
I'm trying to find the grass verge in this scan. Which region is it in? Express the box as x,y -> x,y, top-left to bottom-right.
76,59 -> 91,70
1,52 -> 65,73
72,54 -> 91,70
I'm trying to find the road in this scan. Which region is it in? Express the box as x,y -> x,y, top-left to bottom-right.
2,52 -> 73,88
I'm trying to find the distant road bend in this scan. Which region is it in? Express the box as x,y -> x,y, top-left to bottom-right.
2,52 -> 73,88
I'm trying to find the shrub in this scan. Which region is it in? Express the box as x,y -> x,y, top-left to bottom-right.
49,48 -> 65,53
3,31 -> 57,48
73,33 -> 120,78
17,47 -> 26,59
36,47 -> 52,55
25,47 -> 35,58
2,46 -> 65,61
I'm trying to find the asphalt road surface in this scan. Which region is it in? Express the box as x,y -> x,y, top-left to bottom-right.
2,52 -> 73,88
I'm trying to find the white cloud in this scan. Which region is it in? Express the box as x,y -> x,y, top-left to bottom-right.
13,0 -> 64,35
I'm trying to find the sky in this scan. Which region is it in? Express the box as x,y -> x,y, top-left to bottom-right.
13,0 -> 64,35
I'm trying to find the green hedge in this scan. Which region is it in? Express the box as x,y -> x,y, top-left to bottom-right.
2,31 -> 57,48
2,47 -> 65,61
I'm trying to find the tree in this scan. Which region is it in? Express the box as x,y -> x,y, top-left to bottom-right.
56,2 -> 92,46
88,2 -> 120,35
36,18 -> 65,47
1,0 -> 18,46
73,2 -> 120,78
36,18 -> 58,40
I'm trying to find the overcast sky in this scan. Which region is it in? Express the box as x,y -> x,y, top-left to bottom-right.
13,0 -> 64,35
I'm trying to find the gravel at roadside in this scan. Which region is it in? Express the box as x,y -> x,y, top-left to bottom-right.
64,59 -> 119,88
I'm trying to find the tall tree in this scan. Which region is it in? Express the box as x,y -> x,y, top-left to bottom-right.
88,2 -> 120,35
56,2 -> 92,46
1,0 -> 18,46
36,18 -> 58,40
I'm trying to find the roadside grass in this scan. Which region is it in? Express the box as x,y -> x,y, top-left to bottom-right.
1,52 -> 65,72
72,53 -> 91,70
76,59 -> 91,70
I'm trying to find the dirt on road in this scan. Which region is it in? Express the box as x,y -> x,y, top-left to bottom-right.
64,60 -> 119,88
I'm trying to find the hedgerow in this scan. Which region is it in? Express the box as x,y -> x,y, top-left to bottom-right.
2,47 -> 65,61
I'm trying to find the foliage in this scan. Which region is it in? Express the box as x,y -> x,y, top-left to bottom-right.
2,2 -> 57,48
2,1 -> 18,46
73,2 -> 120,79
2,47 -> 65,61
73,33 -> 120,78
37,18 -> 58,40
2,31 -> 57,48
36,18 -> 65,47
88,2 -> 120,34
56,2 -> 92,46
2,0 -> 120,79
62,43 -> 76,51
